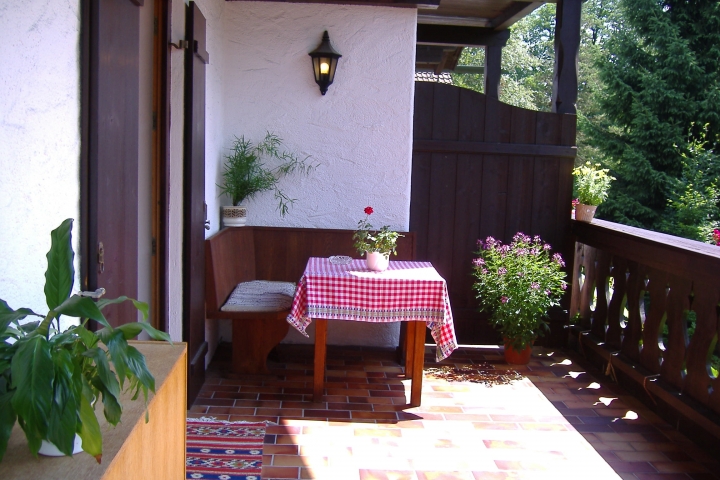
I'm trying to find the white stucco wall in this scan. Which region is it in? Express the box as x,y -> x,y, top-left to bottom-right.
209,2 -> 417,347
0,1 -> 82,319
219,2 -> 416,233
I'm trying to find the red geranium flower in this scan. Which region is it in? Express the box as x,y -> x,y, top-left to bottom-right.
364,206 -> 374,215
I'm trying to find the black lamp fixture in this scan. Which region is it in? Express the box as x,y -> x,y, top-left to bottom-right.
308,31 -> 342,95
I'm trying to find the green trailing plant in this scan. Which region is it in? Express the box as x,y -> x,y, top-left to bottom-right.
471,233 -> 568,351
352,206 -> 402,256
0,219 -> 171,463
218,132 -> 316,216
573,162 -> 615,206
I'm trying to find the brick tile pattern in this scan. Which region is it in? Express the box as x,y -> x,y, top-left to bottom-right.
190,344 -> 720,480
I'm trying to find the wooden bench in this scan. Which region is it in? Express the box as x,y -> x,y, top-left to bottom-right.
205,226 -> 416,374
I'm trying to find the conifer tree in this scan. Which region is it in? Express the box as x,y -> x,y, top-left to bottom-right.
585,0 -> 720,232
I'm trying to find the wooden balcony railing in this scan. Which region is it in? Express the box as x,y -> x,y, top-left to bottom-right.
569,218 -> 720,450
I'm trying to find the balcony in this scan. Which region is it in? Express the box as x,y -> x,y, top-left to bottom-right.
191,219 -> 720,478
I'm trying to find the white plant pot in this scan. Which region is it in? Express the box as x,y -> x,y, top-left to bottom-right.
222,205 -> 248,227
39,434 -> 83,456
366,251 -> 390,272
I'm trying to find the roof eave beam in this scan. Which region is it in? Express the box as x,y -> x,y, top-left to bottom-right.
416,25 -> 510,48
490,1 -> 545,30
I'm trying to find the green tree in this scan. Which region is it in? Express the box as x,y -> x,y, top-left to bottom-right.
451,0 -> 618,116
451,4 -> 556,111
583,0 -> 720,232
659,126 -> 720,241
576,0 -> 621,165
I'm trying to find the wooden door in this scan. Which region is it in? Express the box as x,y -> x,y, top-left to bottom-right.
183,1 -> 209,405
82,0 -> 141,327
410,82 -> 577,346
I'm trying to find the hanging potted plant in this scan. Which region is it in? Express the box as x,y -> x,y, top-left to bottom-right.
572,162 -> 615,222
471,233 -> 567,364
0,219 -> 171,462
218,132 -> 316,227
352,206 -> 402,272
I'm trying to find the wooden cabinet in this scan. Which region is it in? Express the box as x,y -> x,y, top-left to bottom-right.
0,342 -> 187,479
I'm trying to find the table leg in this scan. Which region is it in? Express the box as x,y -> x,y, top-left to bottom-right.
404,321 -> 416,380
313,319 -> 328,402
408,321 -> 425,407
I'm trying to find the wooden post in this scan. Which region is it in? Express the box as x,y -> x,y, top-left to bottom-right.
551,0 -> 582,114
484,45 -> 502,100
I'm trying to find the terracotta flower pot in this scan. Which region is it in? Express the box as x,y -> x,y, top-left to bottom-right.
503,339 -> 533,365
574,203 -> 597,222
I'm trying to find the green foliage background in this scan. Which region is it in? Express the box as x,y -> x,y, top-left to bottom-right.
448,0 -> 720,243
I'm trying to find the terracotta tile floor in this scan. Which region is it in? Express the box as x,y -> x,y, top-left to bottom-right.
190,343 -> 720,480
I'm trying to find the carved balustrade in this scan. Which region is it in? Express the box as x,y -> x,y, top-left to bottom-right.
570,218 -> 720,447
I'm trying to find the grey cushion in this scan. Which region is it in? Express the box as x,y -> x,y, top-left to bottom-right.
220,280 -> 296,313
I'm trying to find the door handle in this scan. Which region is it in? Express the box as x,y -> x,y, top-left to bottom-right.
204,202 -> 210,230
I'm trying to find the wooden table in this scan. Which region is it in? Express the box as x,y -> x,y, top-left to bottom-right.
0,341 -> 187,479
287,257 -> 457,406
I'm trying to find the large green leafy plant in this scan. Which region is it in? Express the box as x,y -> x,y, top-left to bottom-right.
0,219 -> 171,463
471,233 -> 567,350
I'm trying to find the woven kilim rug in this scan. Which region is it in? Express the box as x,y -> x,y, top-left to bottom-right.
186,418 -> 266,479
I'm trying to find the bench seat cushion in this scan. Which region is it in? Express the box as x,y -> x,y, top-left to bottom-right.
220,280 -> 296,313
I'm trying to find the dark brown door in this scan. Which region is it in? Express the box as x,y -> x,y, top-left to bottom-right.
82,0 -> 141,327
183,1 -> 209,405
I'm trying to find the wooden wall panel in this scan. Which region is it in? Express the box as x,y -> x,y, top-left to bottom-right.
410,152 -> 432,260
450,154 -> 482,309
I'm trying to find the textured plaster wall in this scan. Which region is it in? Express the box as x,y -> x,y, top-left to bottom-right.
0,1 -> 82,322
213,2 -> 417,347
220,3 -> 416,233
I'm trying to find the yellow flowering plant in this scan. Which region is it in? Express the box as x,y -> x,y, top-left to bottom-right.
573,162 -> 615,206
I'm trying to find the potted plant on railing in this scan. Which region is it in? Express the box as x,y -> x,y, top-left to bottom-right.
471,233 -> 567,364
352,206 -> 403,272
218,132 -> 316,227
0,219 -> 171,462
572,161 -> 615,222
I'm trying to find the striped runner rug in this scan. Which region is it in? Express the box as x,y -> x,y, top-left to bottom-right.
186,418 -> 266,479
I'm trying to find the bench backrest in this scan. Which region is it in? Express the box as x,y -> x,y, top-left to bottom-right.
205,227 -> 256,315
205,226 -> 416,315
251,226 -> 416,282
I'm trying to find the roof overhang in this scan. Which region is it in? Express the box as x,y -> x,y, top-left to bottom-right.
226,0 -> 550,73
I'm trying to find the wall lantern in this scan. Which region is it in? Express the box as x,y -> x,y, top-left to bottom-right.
308,31 -> 342,95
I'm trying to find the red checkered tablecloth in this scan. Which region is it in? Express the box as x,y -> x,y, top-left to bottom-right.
287,257 -> 457,361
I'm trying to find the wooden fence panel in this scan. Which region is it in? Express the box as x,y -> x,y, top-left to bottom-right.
412,82 -> 576,345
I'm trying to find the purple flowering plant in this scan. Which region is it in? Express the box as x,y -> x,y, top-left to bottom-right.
471,233 -> 568,351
